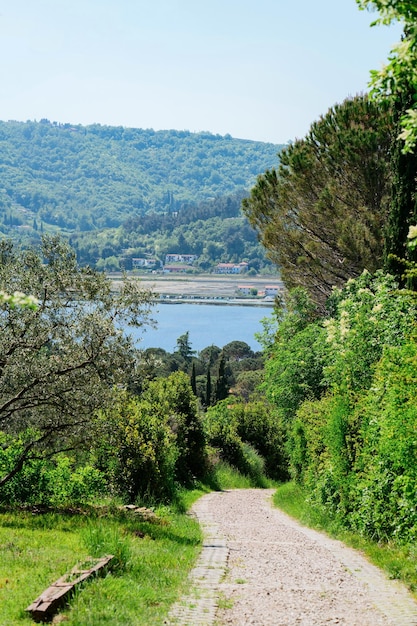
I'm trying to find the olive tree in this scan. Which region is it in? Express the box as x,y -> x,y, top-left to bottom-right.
0,236 -> 154,487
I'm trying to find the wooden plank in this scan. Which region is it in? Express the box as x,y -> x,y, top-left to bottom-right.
26,554 -> 114,622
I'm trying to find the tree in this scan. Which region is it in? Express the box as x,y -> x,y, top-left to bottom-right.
190,361 -> 197,396
356,1 -> 417,281
356,1 -> 417,152
0,236 -> 154,487
215,351 -> 229,403
243,96 -> 393,310
205,366 -> 212,407
222,341 -> 254,361
174,331 -> 195,363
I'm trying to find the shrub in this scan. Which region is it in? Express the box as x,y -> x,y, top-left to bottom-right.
204,398 -> 284,480
97,394 -> 178,502
95,373 -> 208,502
0,434 -> 106,505
349,340 -> 417,542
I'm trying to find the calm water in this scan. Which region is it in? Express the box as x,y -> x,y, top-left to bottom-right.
127,302 -> 273,353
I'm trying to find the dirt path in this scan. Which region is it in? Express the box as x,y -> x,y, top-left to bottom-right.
167,489 -> 417,626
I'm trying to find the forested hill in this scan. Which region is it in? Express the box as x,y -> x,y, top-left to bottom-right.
0,119 -> 281,228
0,119 -> 283,269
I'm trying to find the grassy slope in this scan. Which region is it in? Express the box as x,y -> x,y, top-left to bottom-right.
0,506 -> 201,626
0,464 -> 273,625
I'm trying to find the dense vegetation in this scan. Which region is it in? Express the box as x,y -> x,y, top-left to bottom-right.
243,95 -> 394,310
0,120 -> 282,270
228,0 -> 417,585
259,275 -> 417,546
2,2 -> 417,621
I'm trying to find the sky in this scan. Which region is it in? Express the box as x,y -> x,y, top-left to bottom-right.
0,0 -> 403,145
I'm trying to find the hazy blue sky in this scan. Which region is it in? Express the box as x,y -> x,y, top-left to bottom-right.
0,0 -> 402,144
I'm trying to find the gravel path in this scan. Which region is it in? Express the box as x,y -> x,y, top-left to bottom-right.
167,489 -> 417,626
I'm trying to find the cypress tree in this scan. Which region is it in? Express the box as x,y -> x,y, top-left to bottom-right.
205,366 -> 212,407
190,361 -> 197,396
384,89 -> 417,285
215,352 -> 229,402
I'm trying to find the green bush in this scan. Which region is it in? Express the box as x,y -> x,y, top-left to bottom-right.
236,400 -> 288,479
95,372 -> 208,502
204,398 -> 281,481
97,393 -> 178,502
141,372 -> 208,483
205,400 -> 247,471
348,340 -> 417,542
0,434 -> 106,505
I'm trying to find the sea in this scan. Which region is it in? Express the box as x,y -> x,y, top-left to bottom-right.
126,302 -> 274,353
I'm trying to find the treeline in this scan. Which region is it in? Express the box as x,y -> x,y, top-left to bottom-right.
0,119 -> 282,270
70,191 -> 271,271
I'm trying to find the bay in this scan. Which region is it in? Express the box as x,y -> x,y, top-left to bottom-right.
127,302 -> 273,353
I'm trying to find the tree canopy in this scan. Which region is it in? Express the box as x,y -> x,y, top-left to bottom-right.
243,96 -> 393,309
357,0 -> 417,152
0,236 -> 154,486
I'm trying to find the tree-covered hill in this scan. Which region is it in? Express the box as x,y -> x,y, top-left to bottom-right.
0,119 -> 283,269
0,119 -> 281,229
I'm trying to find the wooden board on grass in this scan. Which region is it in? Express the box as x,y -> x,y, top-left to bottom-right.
26,554 -> 114,622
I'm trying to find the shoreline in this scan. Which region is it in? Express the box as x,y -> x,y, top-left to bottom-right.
156,296 -> 274,306
110,273 -> 282,306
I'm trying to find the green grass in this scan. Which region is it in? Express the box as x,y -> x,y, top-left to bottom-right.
207,460 -> 274,490
273,482 -> 417,598
0,505 -> 202,626
0,462 -> 275,625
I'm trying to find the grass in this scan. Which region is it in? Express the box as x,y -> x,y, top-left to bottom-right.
0,462 -> 276,625
273,481 -> 417,598
4,471 -> 415,623
0,504 -> 202,626
206,460 -> 274,490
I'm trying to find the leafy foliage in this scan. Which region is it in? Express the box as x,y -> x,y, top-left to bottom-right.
356,2 -> 417,283
96,372 -> 207,501
349,340 -> 417,541
261,289 -> 327,424
357,0 -> 417,152
0,236 -> 154,489
0,440 -> 106,506
243,96 -> 393,309
0,120 -> 282,269
205,397 -> 287,480
266,272 -> 417,543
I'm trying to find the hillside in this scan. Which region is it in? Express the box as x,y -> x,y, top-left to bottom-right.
0,120 -> 281,269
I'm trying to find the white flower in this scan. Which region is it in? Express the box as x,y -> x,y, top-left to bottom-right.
407,225 -> 417,240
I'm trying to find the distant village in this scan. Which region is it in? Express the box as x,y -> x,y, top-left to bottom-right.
127,253 -> 283,299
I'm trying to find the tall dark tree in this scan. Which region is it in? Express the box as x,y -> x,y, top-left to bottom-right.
205,366 -> 212,407
243,95 -> 393,310
384,89 -> 417,282
355,3 -> 417,282
190,361 -> 197,396
215,352 -> 229,402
